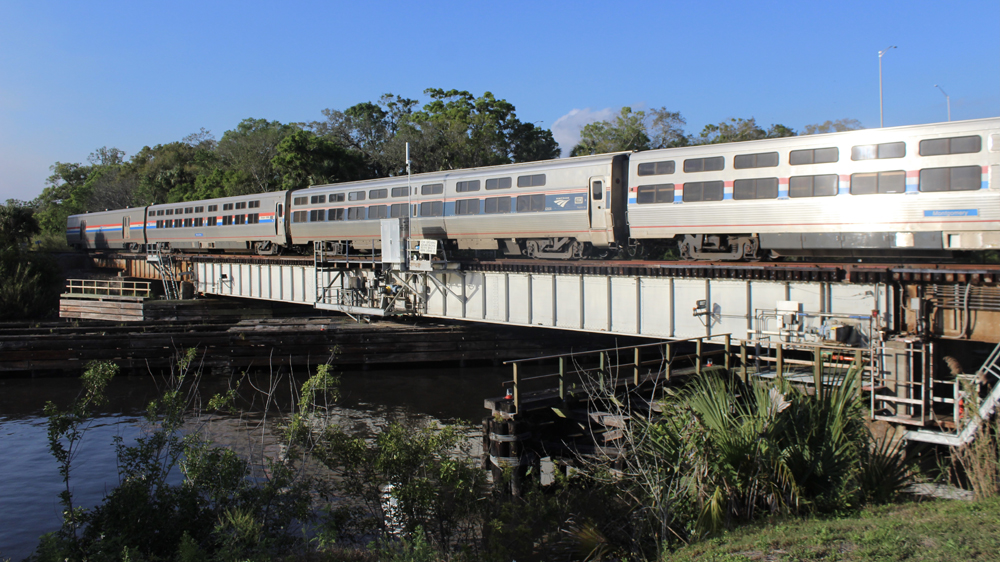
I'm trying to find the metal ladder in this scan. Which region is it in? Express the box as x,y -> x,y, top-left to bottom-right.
146,243 -> 180,300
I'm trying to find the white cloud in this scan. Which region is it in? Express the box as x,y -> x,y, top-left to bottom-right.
550,107 -> 618,157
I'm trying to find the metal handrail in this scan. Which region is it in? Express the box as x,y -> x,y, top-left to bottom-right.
64,279 -> 152,298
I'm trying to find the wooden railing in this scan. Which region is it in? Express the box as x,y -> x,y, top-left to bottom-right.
64,279 -> 152,299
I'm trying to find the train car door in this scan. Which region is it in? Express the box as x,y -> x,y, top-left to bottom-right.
123,216 -> 130,240
79,220 -> 88,247
588,176 -> 611,247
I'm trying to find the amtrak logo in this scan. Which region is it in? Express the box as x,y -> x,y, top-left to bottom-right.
554,197 -> 569,208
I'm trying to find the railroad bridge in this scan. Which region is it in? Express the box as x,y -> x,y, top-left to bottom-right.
67,223 -> 1000,450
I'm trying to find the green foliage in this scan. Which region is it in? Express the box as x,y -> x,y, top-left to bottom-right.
272,130 -> 367,190
33,350 -> 315,562
585,367 -> 913,551
309,419 -> 486,553
694,117 -> 796,144
571,106 -> 652,156
217,118 -> 296,195
41,360 -> 118,553
802,118 -> 864,135
372,526 -> 438,562
0,199 -> 41,247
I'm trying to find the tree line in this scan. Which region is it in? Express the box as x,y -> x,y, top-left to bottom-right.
23,86 -> 862,236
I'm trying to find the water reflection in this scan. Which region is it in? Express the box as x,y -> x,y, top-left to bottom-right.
0,363 -> 507,560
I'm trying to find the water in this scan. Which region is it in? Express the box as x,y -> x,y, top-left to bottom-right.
0,364 -> 508,560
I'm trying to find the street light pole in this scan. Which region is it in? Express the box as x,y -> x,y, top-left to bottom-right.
935,84 -> 951,122
879,45 -> 896,127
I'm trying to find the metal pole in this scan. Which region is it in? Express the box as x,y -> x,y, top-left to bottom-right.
935,84 -> 951,122
879,46 -> 896,127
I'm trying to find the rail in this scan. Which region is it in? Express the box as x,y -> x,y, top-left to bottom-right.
503,334 -> 734,413
64,279 -> 152,298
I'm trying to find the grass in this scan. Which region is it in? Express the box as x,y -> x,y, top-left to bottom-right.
666,497 -> 1000,562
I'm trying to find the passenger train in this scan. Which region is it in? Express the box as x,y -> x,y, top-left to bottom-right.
67,117 -> 1000,261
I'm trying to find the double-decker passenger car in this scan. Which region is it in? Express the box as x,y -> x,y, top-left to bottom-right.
288,153 -> 628,258
145,192 -> 289,254
627,118 -> 1000,259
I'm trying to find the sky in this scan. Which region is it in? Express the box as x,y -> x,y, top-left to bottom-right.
1,0 -> 998,203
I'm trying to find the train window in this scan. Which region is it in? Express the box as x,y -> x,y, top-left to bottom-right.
207,205 -> 218,212
919,166 -> 982,192
920,136 -> 982,156
486,177 -> 512,190
248,213 -> 259,224
156,210 -> 165,216
207,216 -> 218,226
193,218 -> 202,227
516,194 -> 545,212
293,197 -> 308,206
734,152 -> 779,169
183,218 -> 193,227
637,161 -> 675,176
789,147 -> 839,165
456,180 -> 480,192
309,209 -> 325,222
223,203 -> 234,211
391,187 -> 409,197
852,142 -> 905,160
390,203 -> 408,218
234,215 -> 246,225
456,199 -> 480,215
330,193 -> 345,202
174,219 -> 183,228
636,184 -> 675,204
369,189 -> 388,200
485,196 -> 512,214
184,207 -> 193,214
292,211 -> 306,223
348,191 -> 365,201
421,183 -> 444,195
327,208 -> 345,221
733,178 -> 779,200
683,156 -> 725,173
249,200 -> 260,208
368,205 -> 388,219
310,195 -> 325,204
194,206 -> 204,213
166,209 -> 174,215
347,207 -> 365,220
789,174 -> 839,198
222,216 -> 233,226
236,202 -> 247,210
155,220 -> 163,229
592,180 -> 603,200
419,201 -> 444,216
850,171 -> 906,194
162,220 -> 170,229
517,174 -> 546,187
682,181 -> 725,202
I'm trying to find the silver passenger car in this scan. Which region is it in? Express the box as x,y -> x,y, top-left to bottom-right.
145,191 -> 289,254
66,209 -> 145,251
627,117 -> 1000,259
290,153 -> 628,259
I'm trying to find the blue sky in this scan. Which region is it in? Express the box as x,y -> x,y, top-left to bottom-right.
2,0 -> 998,203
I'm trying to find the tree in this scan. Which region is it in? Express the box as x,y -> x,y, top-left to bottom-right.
271,130 -> 367,190
570,107 -> 652,156
802,118 -> 864,135
0,200 -> 41,248
216,118 -> 296,194
693,117 -> 795,144
648,108 -> 689,149
311,94 -> 417,178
